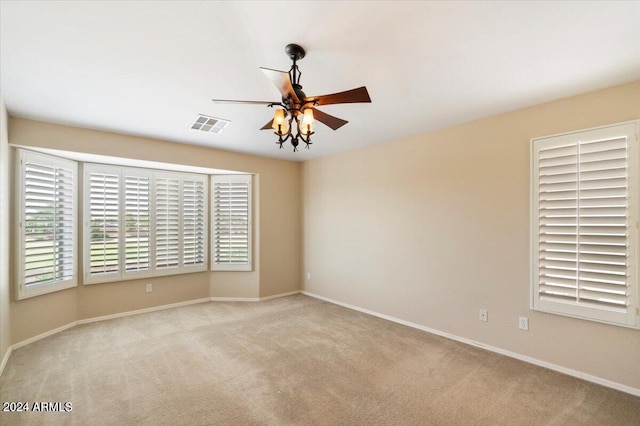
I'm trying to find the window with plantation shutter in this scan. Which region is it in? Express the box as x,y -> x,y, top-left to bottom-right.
153,172 -> 207,275
84,165 -> 205,284
182,177 -> 207,269
211,174 -> 252,271
16,150 -> 77,299
84,165 -> 153,284
87,167 -> 120,280
124,173 -> 150,273
531,121 -> 639,328
155,175 -> 181,273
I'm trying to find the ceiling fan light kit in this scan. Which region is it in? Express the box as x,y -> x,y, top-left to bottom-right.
212,43 -> 371,152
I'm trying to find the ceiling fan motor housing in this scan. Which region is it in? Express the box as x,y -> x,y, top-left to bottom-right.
293,86 -> 307,102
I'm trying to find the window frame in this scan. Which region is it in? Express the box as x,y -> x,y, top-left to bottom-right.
181,174 -> 209,272
153,171 -> 209,276
211,174 -> 253,272
153,171 -> 184,277
123,167 -> 154,279
530,120 -> 639,329
83,164 -> 208,285
83,164 -> 154,284
15,149 -> 78,299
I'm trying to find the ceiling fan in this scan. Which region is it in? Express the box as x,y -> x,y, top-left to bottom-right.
212,43 -> 371,151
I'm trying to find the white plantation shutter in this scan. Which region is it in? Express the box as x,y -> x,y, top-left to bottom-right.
155,175 -> 181,272
154,172 -> 207,273
87,169 -> 120,279
182,177 -> 207,270
84,166 -> 153,283
17,150 -> 77,299
212,175 -> 252,271
577,138 -> 628,307
532,121 -> 639,328
124,173 -> 151,273
84,166 -> 205,284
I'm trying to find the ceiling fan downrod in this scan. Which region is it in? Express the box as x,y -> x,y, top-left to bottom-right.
284,44 -> 309,105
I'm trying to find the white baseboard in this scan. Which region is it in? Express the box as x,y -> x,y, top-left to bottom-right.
11,322 -> 77,351
0,346 -> 12,377
76,298 -> 211,325
301,291 -> 640,397
260,290 -> 300,301
210,296 -> 260,302
210,290 -> 300,303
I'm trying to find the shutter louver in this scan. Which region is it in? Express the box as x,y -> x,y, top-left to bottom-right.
125,175 -> 150,272
538,143 -> 579,302
533,121 -> 638,328
577,138 -> 628,308
212,176 -> 251,270
183,179 -> 206,267
23,161 -> 75,286
88,172 -> 119,276
155,177 -> 180,270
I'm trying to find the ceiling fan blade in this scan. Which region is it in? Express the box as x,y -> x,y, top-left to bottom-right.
260,67 -> 300,103
212,99 -> 277,105
307,86 -> 371,106
312,108 -> 348,130
260,119 -> 274,130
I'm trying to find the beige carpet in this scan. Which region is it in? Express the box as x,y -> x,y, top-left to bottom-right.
1,294 -> 638,425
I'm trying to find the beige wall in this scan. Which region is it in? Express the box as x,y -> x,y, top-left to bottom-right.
6,118 -> 301,343
0,98 -> 10,365
259,168 -> 301,298
10,288 -> 76,344
77,274 -> 209,321
302,81 -> 640,390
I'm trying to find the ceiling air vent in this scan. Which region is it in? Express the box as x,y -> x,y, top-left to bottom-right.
191,114 -> 230,134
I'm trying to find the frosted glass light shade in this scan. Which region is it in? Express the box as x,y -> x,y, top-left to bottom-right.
272,109 -> 288,133
300,108 -> 314,135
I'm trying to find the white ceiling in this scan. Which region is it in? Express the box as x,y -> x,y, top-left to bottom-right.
1,1 -> 639,162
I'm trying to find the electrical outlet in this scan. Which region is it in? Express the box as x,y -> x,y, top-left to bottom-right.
519,317 -> 529,330
479,309 -> 488,322
306,272 -> 311,280
146,283 -> 152,293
